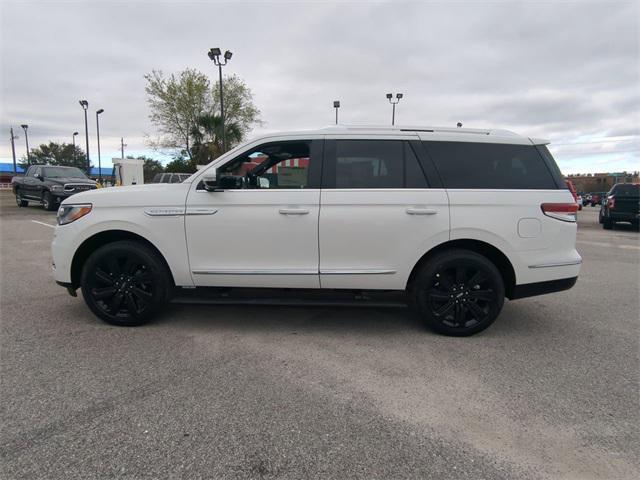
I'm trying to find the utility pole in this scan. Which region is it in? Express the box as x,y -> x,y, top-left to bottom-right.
121,137 -> 127,158
10,127 -> 18,174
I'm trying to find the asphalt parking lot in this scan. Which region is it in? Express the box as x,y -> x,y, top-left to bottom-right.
1,190 -> 638,480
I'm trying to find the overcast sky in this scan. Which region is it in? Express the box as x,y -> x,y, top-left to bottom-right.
1,0 -> 638,174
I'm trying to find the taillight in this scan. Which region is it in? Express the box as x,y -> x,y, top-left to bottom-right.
541,203 -> 578,222
607,196 -> 615,209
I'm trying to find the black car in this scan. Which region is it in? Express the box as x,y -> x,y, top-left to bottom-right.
12,165 -> 97,211
599,184 -> 639,230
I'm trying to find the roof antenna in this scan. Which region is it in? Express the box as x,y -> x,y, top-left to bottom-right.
457,122 -> 463,128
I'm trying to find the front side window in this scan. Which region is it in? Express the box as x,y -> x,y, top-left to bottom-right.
217,141 -> 312,189
329,140 -> 428,189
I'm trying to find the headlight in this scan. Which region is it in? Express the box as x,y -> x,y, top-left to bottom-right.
57,204 -> 92,225
50,185 -> 63,192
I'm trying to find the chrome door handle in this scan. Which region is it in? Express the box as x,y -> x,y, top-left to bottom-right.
406,208 -> 437,215
279,208 -> 309,215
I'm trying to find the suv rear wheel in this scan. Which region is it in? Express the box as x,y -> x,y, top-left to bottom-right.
80,241 -> 172,326
410,249 -> 505,336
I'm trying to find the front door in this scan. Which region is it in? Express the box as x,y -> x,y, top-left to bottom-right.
185,138 -> 322,288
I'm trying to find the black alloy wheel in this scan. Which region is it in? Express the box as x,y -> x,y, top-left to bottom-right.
411,249 -> 505,336
80,241 -> 172,326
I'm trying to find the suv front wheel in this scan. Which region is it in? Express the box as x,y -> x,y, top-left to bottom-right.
410,249 -> 505,336
80,241 -> 173,326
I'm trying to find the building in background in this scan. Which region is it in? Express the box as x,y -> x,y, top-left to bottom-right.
566,172 -> 639,193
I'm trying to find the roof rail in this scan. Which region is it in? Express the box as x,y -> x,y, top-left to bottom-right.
319,125 -> 520,137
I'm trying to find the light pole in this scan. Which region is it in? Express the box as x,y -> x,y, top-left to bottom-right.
20,124 -> 30,164
207,47 -> 233,153
96,109 -> 104,183
10,127 -> 19,174
121,137 -> 127,159
79,100 -> 90,173
333,101 -> 340,125
386,93 -> 403,126
72,131 -> 79,162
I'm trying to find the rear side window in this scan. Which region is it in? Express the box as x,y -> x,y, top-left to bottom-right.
424,141 -> 559,189
328,140 -> 428,188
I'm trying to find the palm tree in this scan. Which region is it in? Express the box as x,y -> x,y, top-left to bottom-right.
190,113 -> 243,165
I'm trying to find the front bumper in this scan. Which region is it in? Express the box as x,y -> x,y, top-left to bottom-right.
610,211 -> 639,222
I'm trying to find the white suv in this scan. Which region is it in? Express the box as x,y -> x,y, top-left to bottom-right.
52,126 -> 581,336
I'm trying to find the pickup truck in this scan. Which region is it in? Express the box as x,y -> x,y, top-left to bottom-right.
599,183 -> 639,230
12,165 -> 97,211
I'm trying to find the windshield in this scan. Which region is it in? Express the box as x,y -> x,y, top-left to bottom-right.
42,167 -> 87,178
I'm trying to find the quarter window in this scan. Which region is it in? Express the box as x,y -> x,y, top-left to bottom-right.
424,141 -> 558,189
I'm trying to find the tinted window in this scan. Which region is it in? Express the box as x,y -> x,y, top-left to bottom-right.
42,167 -> 86,178
218,141 -> 312,189
425,141 -> 558,189
332,140 -> 428,189
611,184 -> 639,196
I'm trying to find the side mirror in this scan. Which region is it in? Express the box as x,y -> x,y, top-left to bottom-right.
36,175 -> 44,181
202,176 -> 218,192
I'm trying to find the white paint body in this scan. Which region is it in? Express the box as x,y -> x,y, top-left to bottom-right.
52,126 -> 581,292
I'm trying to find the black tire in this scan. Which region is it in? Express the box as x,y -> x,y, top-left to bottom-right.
410,249 -> 505,336
15,191 -> 28,207
603,217 -> 613,230
80,240 -> 173,326
42,191 -> 56,211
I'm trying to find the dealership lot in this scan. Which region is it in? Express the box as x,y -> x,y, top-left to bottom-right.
1,191 -> 638,479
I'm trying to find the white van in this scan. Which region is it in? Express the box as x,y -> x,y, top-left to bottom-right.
52,126 -> 580,336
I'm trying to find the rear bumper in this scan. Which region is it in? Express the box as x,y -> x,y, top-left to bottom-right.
509,276 -> 577,300
610,211 -> 639,222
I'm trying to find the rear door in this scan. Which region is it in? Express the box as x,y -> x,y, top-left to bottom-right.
319,136 -> 450,290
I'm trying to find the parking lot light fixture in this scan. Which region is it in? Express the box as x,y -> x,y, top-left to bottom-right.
333,101 -> 340,124
96,109 -> 104,183
386,93 -> 403,126
20,124 -> 30,164
208,47 -> 233,153
79,100 -> 90,173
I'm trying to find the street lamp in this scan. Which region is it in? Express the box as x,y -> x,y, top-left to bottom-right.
79,100 -> 90,173
386,93 -> 403,126
207,47 -> 233,153
72,131 -> 79,161
333,101 -> 340,125
96,109 -> 104,183
20,124 -> 30,164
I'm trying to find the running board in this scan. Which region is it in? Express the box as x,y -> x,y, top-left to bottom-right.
171,287 -> 408,308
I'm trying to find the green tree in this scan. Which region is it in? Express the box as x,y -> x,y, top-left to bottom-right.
211,74 -> 262,143
19,142 -> 89,171
165,156 -> 197,174
190,114 -> 243,165
144,68 -> 261,160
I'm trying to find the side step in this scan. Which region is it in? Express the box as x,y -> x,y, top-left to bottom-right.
171,287 -> 408,308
